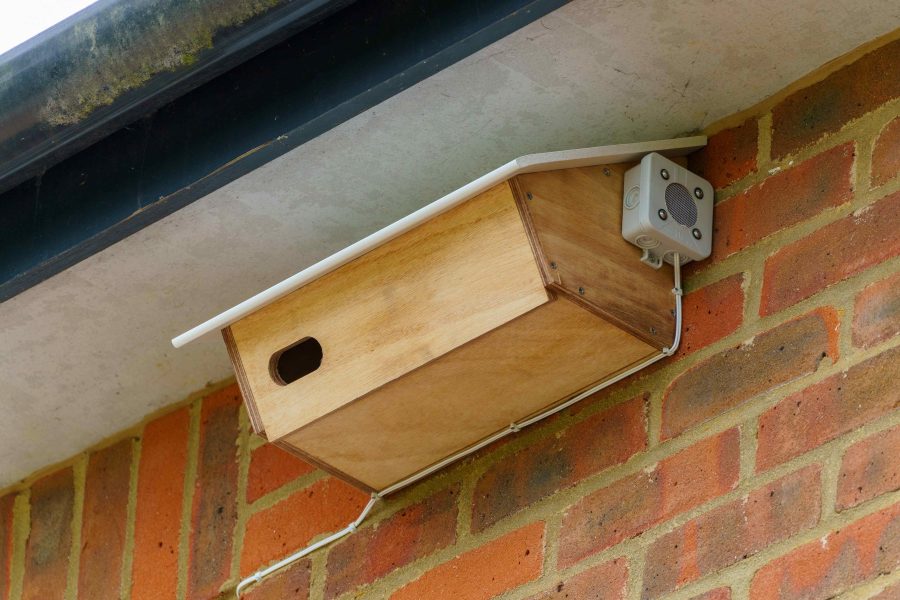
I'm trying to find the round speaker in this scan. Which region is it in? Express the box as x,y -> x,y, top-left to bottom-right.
664,183 -> 698,227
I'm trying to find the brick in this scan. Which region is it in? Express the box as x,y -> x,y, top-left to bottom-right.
391,522 -> 544,600
662,308 -> 838,439
853,270 -> 900,348
247,444 -> 315,504
677,273 -> 745,358
642,465 -> 821,599
325,485 -> 459,599
22,468 -> 74,600
761,190 -> 900,316
131,407 -> 190,600
472,395 -> 647,532
525,558 -> 628,600
559,428 -> 739,568
873,117 -> 900,187
771,38 -> 900,158
872,581 -> 900,599
0,494 -> 14,600
710,143 -> 854,263
689,590 -> 731,600
757,345 -> 900,471
188,386 -> 242,599
837,424 -> 900,511
688,118 -> 758,189
77,439 -> 133,600
244,559 -> 310,600
750,502 -> 900,599
241,477 -> 368,576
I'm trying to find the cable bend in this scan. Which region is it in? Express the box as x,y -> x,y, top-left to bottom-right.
235,495 -> 380,597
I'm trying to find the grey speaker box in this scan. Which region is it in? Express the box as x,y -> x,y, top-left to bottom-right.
621,152 -> 713,268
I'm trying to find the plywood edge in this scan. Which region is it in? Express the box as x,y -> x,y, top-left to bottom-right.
509,176 -> 555,289
223,326 -> 266,438
273,440 -> 377,493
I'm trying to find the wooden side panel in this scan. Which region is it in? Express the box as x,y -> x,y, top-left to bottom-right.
284,297 -> 656,491
228,182 -> 549,440
512,165 -> 675,348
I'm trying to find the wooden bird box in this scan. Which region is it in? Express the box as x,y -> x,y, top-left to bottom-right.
174,137 -> 705,493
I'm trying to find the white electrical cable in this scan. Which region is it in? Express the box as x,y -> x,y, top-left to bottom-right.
235,255 -> 683,597
235,495 -> 379,597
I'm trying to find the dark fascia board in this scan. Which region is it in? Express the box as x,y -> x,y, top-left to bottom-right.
0,0 -> 570,303
0,0 -> 356,194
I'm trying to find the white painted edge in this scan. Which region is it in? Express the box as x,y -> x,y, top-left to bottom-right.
172,135 -> 706,347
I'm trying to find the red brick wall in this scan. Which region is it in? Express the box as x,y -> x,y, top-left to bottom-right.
1,36 -> 899,600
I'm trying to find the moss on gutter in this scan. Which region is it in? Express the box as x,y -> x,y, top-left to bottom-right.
37,0 -> 284,126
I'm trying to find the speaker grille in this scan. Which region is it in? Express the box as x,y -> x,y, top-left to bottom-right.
665,183 -> 697,227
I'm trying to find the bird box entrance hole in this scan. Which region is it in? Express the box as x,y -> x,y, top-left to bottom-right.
270,337 -> 323,385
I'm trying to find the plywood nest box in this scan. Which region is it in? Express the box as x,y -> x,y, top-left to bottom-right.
174,137 -> 706,493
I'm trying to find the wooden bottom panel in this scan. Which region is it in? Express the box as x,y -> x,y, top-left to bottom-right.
283,297 -> 657,491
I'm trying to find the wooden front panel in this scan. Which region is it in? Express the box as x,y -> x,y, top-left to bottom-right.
228,182 -> 549,440
284,297 -> 656,491
513,165 -> 675,348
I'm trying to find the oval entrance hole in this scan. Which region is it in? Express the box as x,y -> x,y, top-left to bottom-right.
270,337 -> 322,385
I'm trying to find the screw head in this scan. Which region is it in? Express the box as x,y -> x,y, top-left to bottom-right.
550,261 -> 558,270
657,208 -> 668,220
526,192 -> 533,200
577,286 -> 585,295
692,228 -> 702,240
602,167 -> 611,176
694,187 -> 704,199
660,168 -> 670,180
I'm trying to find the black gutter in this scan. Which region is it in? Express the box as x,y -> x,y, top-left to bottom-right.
0,0 -> 569,303
0,0 -> 355,194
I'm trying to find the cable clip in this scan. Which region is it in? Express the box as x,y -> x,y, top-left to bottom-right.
672,287 -> 683,297
509,423 -> 521,433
